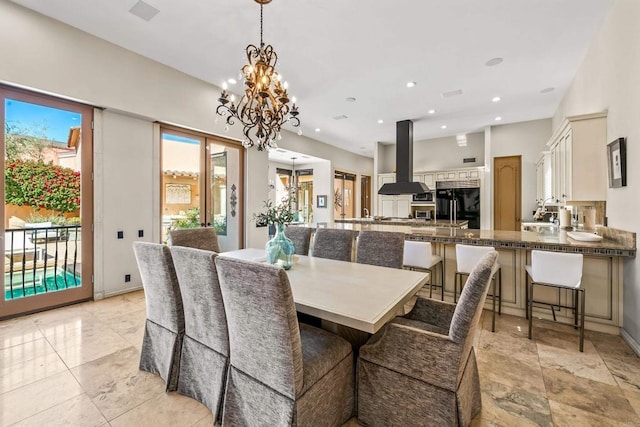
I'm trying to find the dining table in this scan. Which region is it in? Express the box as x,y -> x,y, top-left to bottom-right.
219,248 -> 430,334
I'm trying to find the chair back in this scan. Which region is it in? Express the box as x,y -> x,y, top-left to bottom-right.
133,242 -> 184,333
356,230 -> 405,269
403,240 -> 434,269
285,226 -> 313,255
312,228 -> 354,262
215,256 -> 303,399
531,250 -> 583,288
169,228 -> 220,252
456,244 -> 496,274
170,246 -> 228,356
450,251 -> 498,345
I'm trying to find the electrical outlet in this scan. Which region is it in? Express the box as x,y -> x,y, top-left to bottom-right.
125,274 -> 131,282
117,231 -> 124,239
138,229 -> 144,238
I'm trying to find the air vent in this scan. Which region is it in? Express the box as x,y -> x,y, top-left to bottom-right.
463,157 -> 476,163
442,89 -> 463,98
333,115 -> 348,121
129,1 -> 160,21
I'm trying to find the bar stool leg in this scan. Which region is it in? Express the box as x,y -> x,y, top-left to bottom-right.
491,276 -> 497,333
428,268 -> 434,299
440,261 -> 445,301
574,289 -> 579,328
528,280 -> 534,340
525,275 -> 529,320
579,288 -> 586,352
454,273 -> 459,303
498,268 -> 502,315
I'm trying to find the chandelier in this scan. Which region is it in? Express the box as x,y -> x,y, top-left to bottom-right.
216,0 -> 300,151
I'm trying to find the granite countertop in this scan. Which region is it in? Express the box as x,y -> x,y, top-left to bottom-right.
293,223 -> 636,257
335,218 -> 469,228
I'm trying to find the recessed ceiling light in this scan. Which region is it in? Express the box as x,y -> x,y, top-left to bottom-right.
492,96 -> 501,103
345,97 -> 357,102
333,115 -> 348,121
315,128 -> 321,132
441,125 -> 447,129
227,78 -> 237,84
485,57 -> 503,67
129,0 -> 160,21
428,109 -> 436,115
377,119 -> 384,124
495,116 -> 503,121
540,87 -> 555,94
406,81 -> 417,88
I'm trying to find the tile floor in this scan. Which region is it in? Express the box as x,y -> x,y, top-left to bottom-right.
1,291 -> 640,426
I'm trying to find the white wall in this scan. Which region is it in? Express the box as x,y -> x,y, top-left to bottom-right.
490,119 -> 553,221
378,132 -> 485,173
552,0 -> 640,346
95,111 -> 156,297
0,1 -> 372,296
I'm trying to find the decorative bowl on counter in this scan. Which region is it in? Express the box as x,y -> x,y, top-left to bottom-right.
567,231 -> 603,242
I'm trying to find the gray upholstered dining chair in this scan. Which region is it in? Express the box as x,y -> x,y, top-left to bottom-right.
358,251 -> 498,427
311,228 -> 355,262
168,227 -> 220,252
132,242 -> 184,392
356,230 -> 405,269
169,246 -> 228,423
215,256 -> 355,426
285,226 -> 313,255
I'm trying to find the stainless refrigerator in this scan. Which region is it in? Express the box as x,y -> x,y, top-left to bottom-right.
436,180 -> 481,229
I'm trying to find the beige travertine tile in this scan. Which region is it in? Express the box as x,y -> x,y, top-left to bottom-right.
477,380 -> 552,426
0,370 -> 83,426
109,391 -> 210,427
52,326 -> 132,368
549,399 -> 631,427
602,354 -> 640,392
622,389 -> 640,418
537,341 -> 617,386
0,351 -> 67,394
122,289 -> 146,304
0,316 -> 43,350
82,295 -> 146,322
587,330 -> 638,359
191,412 -> 215,427
542,367 -> 639,423
477,349 -> 546,395
33,308 -> 102,339
103,308 -> 146,348
11,393 -> 108,427
0,337 -> 56,367
71,346 -> 164,421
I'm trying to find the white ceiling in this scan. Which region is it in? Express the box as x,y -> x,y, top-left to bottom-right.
11,0 -> 613,157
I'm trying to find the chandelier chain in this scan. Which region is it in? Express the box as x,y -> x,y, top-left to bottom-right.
260,4 -> 264,47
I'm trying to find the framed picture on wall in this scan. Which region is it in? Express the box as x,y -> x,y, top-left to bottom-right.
317,195 -> 327,208
607,137 -> 627,188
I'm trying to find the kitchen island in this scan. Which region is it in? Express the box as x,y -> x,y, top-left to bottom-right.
296,222 -> 635,334
336,218 -> 469,228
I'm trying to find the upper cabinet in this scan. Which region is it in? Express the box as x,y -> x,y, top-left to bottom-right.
535,152 -> 552,204
547,113 -> 607,203
412,172 -> 435,188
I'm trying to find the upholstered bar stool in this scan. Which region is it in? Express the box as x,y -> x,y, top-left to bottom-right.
455,244 -> 502,332
525,250 -> 585,352
403,240 -> 444,300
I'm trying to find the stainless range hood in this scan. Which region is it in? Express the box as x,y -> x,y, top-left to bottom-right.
378,120 -> 430,195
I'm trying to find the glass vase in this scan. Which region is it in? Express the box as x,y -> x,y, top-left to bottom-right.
265,223 -> 295,270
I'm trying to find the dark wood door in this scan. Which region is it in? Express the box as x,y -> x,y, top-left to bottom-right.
494,155 -> 522,231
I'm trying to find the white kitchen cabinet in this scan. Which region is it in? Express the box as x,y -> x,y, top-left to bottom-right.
376,174 -> 412,217
536,152 -> 552,204
435,171 -> 456,181
413,172 -> 435,188
547,113 -> 607,203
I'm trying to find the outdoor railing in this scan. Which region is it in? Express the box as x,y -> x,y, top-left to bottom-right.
4,224 -> 81,300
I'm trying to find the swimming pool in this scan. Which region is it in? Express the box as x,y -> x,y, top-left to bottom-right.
4,269 -> 81,300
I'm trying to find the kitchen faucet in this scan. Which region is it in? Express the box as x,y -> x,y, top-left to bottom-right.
533,197 -> 555,220
363,207 -> 370,218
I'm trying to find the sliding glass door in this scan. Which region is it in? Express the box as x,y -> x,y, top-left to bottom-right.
160,126 -> 244,251
0,85 -> 93,319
